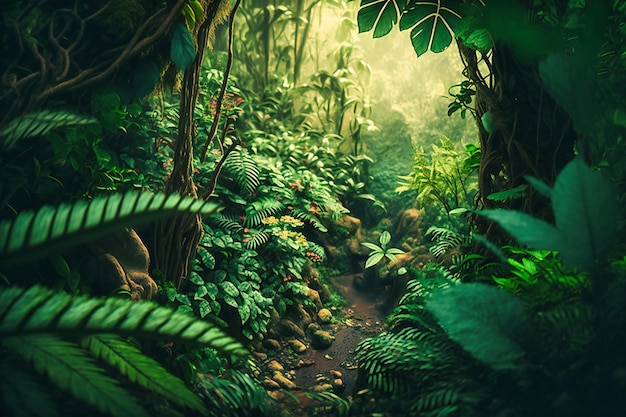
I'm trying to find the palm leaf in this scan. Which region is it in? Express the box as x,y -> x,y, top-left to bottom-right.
358,0 -> 407,38
0,285 -> 248,355
82,335 -> 207,413
0,110 -> 98,150
0,191 -> 221,267
3,335 -> 148,417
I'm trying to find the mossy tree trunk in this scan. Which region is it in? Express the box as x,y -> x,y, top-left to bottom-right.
458,42 -> 578,242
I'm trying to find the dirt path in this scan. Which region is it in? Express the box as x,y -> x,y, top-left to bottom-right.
294,274 -> 387,395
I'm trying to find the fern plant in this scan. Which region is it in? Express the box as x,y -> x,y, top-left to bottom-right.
0,285 -> 247,417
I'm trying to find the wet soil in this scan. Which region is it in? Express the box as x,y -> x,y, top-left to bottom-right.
294,274 -> 387,395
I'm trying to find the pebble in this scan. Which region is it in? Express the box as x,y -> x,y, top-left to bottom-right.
267,360 -> 284,372
263,378 -> 280,390
310,383 -> 333,392
272,371 -> 296,390
330,370 -> 342,379
263,338 -> 281,350
287,339 -> 307,354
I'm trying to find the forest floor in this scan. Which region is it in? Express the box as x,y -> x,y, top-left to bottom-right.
266,274 -> 387,415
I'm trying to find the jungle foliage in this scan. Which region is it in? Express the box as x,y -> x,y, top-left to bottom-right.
1,0 -> 626,416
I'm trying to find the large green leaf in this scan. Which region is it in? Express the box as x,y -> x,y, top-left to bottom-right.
550,157 -> 619,272
358,0 -> 407,38
399,0 -> 463,56
479,158 -> 619,273
427,283 -> 531,370
82,335 -> 207,413
0,191 -> 220,267
170,23 -> 196,71
3,335 -> 148,417
0,285 -> 248,356
478,209 -> 562,251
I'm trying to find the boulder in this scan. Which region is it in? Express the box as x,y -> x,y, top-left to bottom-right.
280,319 -> 305,339
311,330 -> 334,349
317,308 -> 333,324
263,338 -> 281,350
287,339 -> 307,354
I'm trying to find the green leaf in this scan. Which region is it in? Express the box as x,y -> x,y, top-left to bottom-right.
221,281 -> 240,298
379,230 -> 391,246
171,23 -> 196,71
82,335 -> 207,413
0,191 -> 220,267
538,54 -> 597,134
365,252 -> 385,268
399,0 -> 462,56
358,0 -> 407,38
550,157 -> 619,271
0,285 -> 248,356
0,111 -> 97,150
361,242 -> 382,251
427,283 -> 531,370
524,175 -> 553,199
486,184 -> 527,201
477,209 -> 562,251
198,300 -> 211,318
4,335 -> 148,417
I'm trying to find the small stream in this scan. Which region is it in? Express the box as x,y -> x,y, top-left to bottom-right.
294,274 -> 387,395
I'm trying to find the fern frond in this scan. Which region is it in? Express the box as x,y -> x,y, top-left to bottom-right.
244,198 -> 284,228
82,335 -> 207,413
199,370 -> 274,417
0,110 -> 98,150
3,335 -> 148,417
0,357 -> 60,417
305,391 -> 350,416
224,148 -> 260,194
426,227 -> 466,259
244,231 -> 270,250
0,191 -> 221,267
408,387 -> 459,415
0,285 -> 248,355
290,209 -> 328,232
206,213 -> 244,232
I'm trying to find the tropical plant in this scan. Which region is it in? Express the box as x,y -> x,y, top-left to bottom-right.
0,285 -> 247,417
397,136 -> 480,220
362,231 -> 405,269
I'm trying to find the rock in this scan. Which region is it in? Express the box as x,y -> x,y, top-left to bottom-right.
273,371 -> 297,390
295,359 -> 315,368
317,308 -> 333,324
332,378 -> 345,393
267,360 -> 284,372
307,288 -> 323,310
263,338 -> 281,350
252,352 -> 267,361
310,383 -> 333,393
330,370 -> 342,379
307,322 -> 321,334
263,378 -> 281,390
287,339 -> 307,354
293,303 -> 313,327
280,319 -> 305,339
311,330 -> 334,349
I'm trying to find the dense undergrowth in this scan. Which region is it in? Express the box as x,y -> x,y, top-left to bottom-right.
1,1 -> 626,417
